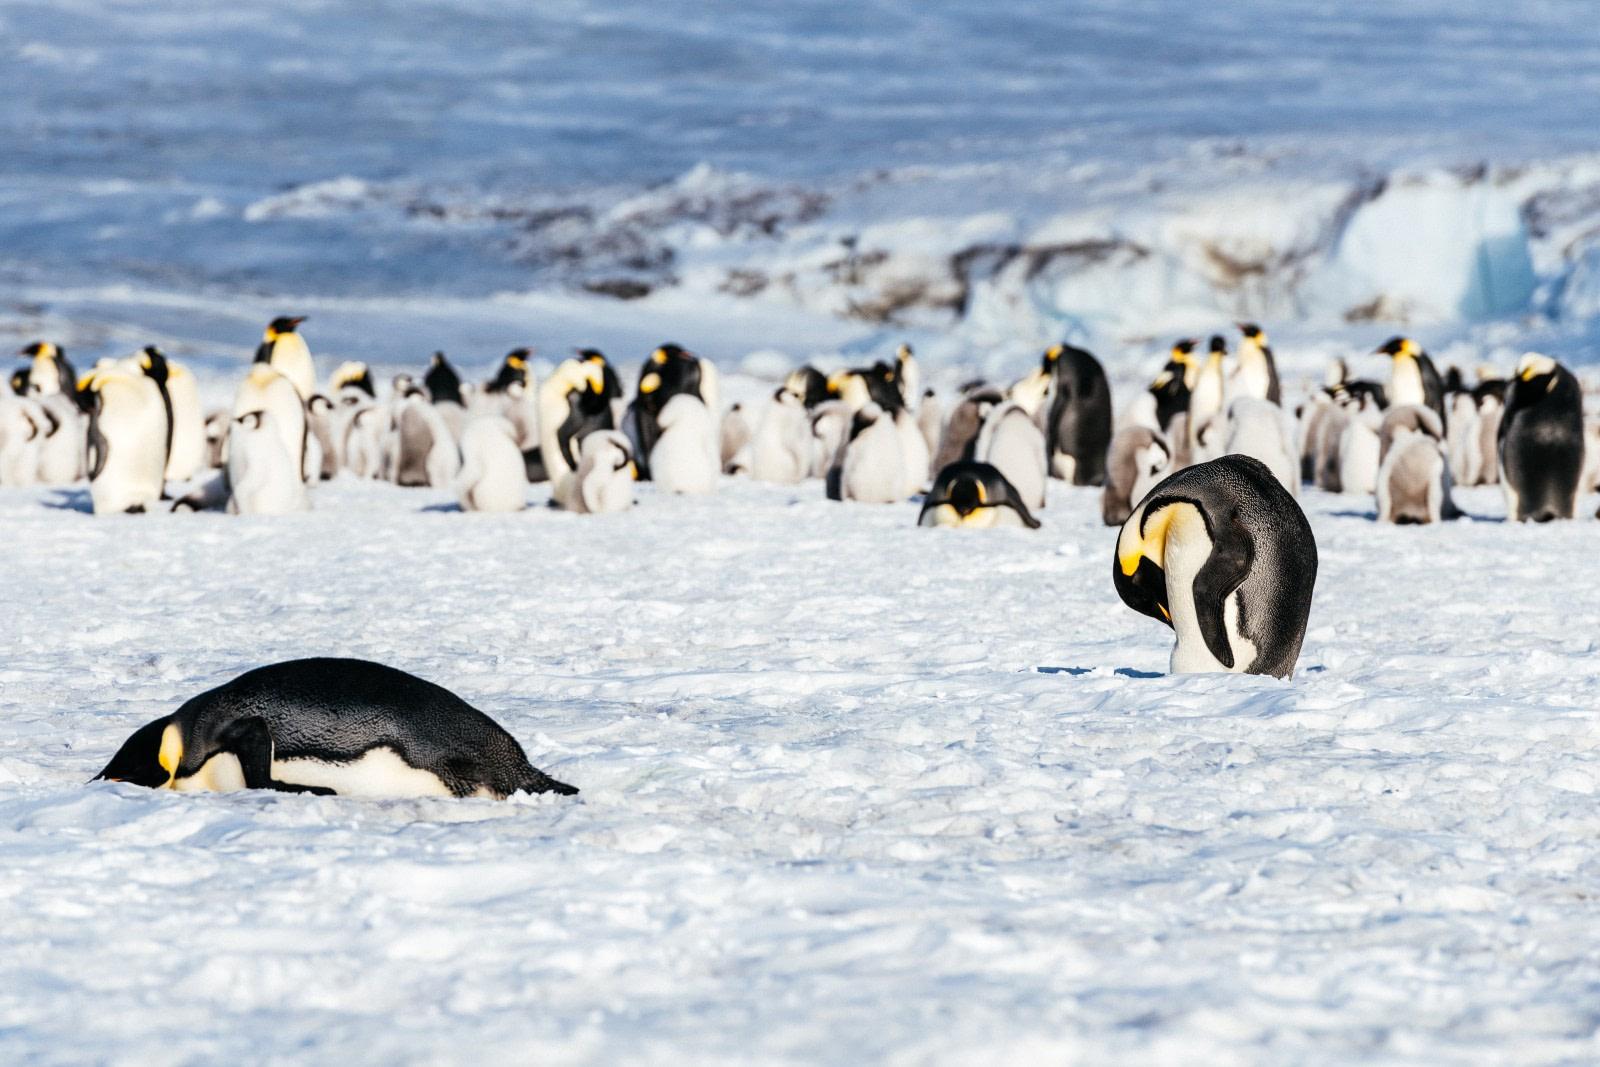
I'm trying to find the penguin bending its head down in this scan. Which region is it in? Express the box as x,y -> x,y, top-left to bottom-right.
330,360 -> 376,398
750,387 -> 812,485
1114,454 -> 1318,678
1041,343 -> 1112,485
538,357 -> 610,507
573,429 -> 637,514
975,369 -> 1050,511
254,316 -> 315,400
1499,353 -> 1584,522
1377,336 -> 1447,433
920,461 -> 1041,529
94,658 -> 577,799
650,392 -> 718,495
1150,340 -> 1195,436
486,348 -> 532,394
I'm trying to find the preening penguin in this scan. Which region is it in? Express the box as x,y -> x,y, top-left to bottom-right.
79,365 -> 168,514
94,657 -> 577,799
537,357 -> 609,508
254,316 -> 316,400
1499,353 -> 1584,522
1041,343 -> 1112,485
1230,323 -> 1281,405
975,369 -> 1050,511
1114,454 -> 1318,678
749,387 -> 811,485
650,392 -> 719,495
1150,340 -> 1195,437
234,363 -> 306,479
20,342 -> 78,398
573,429 -> 637,514
919,460 -> 1041,529
784,365 -> 831,408
1102,425 -> 1171,527
423,351 -> 468,440
1378,336 -> 1447,433
227,410 -> 309,515
454,416 -> 528,512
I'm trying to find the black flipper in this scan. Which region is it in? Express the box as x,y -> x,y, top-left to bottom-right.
216,716 -> 334,795
1191,510 -> 1254,670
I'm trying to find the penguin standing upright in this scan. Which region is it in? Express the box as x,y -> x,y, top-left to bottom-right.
79,365 -> 168,514
975,369 -> 1050,511
234,363 -> 306,479
136,347 -> 205,483
1041,343 -> 1112,485
306,394 -> 341,480
538,357 -> 609,509
1187,336 -> 1227,464
630,344 -> 718,480
1114,454 -> 1318,678
254,316 -> 315,400
94,658 -> 576,799
423,351 -> 468,441
1102,426 -> 1172,527
895,343 -> 921,411
836,403 -> 907,503
1473,378 -> 1505,486
1378,336 -> 1447,433
20,342 -> 78,399
749,387 -> 811,485
227,410 -> 309,515
0,396 -> 44,486
454,416 -> 527,512
1376,405 -> 1454,525
1446,388 -> 1482,486
393,389 -> 461,489
784,366 -> 831,408
720,403 -> 752,474
33,390 -> 85,485
1223,397 -> 1297,495
1150,340 -> 1195,437
919,461 -> 1041,528
485,348 -> 532,395
1499,353 -> 1584,522
573,430 -> 637,514
1230,324 -> 1281,404
931,384 -> 1003,474
916,388 -> 943,462
651,393 -> 718,495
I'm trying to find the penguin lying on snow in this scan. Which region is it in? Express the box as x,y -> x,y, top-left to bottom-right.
1115,454 -> 1318,678
919,461 -> 1040,529
95,658 -> 577,799
1499,353 -> 1584,522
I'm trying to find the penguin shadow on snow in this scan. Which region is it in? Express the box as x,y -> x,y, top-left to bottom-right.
420,501 -> 464,513
1032,665 -> 1164,679
42,488 -> 93,514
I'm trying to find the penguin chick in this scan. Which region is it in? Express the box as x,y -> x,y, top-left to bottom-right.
650,393 -> 718,495
1115,454 -> 1318,678
931,385 -> 1003,475
394,393 -> 461,489
233,363 -> 306,480
227,410 -> 308,515
1223,396 -> 1297,496
838,402 -> 906,503
919,460 -> 1040,529
721,402 -> 752,475
1102,425 -> 1171,527
975,369 -> 1050,511
750,387 -> 810,485
1499,353 -> 1584,522
33,391 -> 85,485
94,658 -> 576,799
306,394 -> 341,481
454,416 -> 527,512
1377,420 -> 1454,525
574,430 -> 637,514
0,395 -> 44,487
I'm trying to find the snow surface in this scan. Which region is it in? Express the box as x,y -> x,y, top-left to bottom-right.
2,475 -> 1600,1063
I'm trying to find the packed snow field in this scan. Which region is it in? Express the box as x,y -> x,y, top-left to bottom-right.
1,472 -> 1599,1062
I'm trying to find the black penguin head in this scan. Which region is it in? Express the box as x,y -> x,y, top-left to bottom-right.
265,316 -> 306,340
1208,335 -> 1227,356
1112,497 -> 1210,630
8,368 -> 27,396
947,473 -> 984,516
94,716 -> 179,788
137,346 -> 170,384
423,352 -> 463,405
1377,336 -> 1418,358
332,362 -> 375,397
20,341 -> 57,359
1237,323 -> 1264,342
1171,338 -> 1197,359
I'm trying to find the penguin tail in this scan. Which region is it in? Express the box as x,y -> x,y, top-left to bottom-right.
526,770 -> 579,797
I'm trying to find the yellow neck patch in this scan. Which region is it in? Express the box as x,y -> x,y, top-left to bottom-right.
158,723 -> 183,788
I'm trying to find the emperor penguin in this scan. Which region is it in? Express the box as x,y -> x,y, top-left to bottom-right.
1230,323 -> 1281,404
1473,378 -> 1505,486
809,400 -> 853,482
0,396 -> 44,486
836,402 -> 907,503
306,394 -> 341,480
720,402 -> 752,474
1376,406 -> 1454,525
1499,353 -> 1585,522
975,369 -> 1050,511
932,384 -> 1004,474
1041,342 -> 1112,485
254,316 -> 316,400
93,657 -> 577,799
1377,336 -> 1447,432
20,342 -> 78,399
393,391 -> 461,489
1223,396 -> 1298,496
915,388 -> 943,461
454,416 -> 528,512
423,351 -> 468,440
573,430 -> 637,514
329,360 -> 376,399
749,387 -> 811,485
1150,339 -> 1195,436
650,392 -> 719,495
485,348 -> 532,395
227,410 -> 309,514
631,344 -> 718,479
1187,336 -> 1227,463
784,365 -> 831,408
33,391 -> 85,485
1447,388 -> 1483,486
538,357 -> 609,508
1114,453 -> 1318,678
203,410 -> 231,469
136,347 -> 206,483
919,461 -> 1041,529
233,363 -> 306,479
895,343 -> 922,410
79,365 -> 168,514
8,368 -> 26,396
1102,425 -> 1172,527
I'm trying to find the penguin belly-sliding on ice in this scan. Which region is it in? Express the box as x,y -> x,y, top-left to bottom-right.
919,460 -> 1041,529
228,410 -> 308,515
455,417 -> 528,513
94,658 -> 577,799
650,393 -> 718,495
1499,353 -> 1585,522
573,430 -> 636,514
1102,425 -> 1171,527
1114,454 -> 1318,678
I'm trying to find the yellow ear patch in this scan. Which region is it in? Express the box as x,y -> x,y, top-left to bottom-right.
651,349 -> 668,365
507,355 -> 526,369
158,723 -> 183,787
1118,502 -> 1197,576
975,482 -> 988,505
1045,344 -> 1063,361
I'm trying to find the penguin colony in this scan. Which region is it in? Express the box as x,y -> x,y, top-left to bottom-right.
14,321 -> 1596,794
